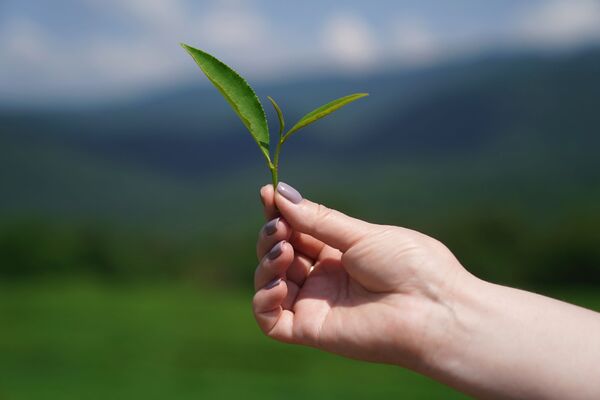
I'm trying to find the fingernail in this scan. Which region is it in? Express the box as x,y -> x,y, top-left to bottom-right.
264,217 -> 279,235
264,277 -> 282,290
259,186 -> 266,206
267,241 -> 284,260
277,182 -> 302,204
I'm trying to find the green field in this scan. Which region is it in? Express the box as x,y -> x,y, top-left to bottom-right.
0,281 -> 598,399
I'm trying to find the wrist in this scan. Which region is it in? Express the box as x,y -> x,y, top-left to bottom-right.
413,271 -> 600,399
416,272 -> 532,398
412,269 -> 489,385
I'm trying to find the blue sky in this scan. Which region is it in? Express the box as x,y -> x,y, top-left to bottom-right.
1,0 -> 600,106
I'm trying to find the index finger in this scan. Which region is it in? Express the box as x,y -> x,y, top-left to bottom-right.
260,184 -> 279,220
260,184 -> 327,261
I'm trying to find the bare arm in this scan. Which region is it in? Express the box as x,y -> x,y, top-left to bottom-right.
428,277 -> 600,399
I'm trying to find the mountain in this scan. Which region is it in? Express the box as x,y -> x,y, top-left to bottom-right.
1,48 -> 600,285
1,48 -> 599,221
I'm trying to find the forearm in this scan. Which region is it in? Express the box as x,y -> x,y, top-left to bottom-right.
424,275 -> 600,399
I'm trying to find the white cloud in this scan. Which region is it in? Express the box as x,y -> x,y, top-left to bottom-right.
518,0 -> 600,48
0,19 -> 179,102
120,0 -> 187,32
390,19 -> 438,65
83,0 -> 188,34
0,18 -> 73,99
0,18 -> 49,65
322,13 -> 378,70
86,39 -> 179,85
0,0 -> 283,104
88,0 -> 278,72
3,1 -> 600,106
199,7 -> 267,49
187,2 -> 290,79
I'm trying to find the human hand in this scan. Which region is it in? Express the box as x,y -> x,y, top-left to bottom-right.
252,182 -> 474,370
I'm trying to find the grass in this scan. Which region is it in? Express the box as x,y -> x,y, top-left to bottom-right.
0,280 -> 469,400
0,281 -> 597,399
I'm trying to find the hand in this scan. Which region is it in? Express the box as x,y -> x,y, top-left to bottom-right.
252,182 -> 473,370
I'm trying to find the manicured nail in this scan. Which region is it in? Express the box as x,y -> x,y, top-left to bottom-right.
264,217 -> 279,236
267,241 -> 284,260
264,277 -> 282,290
277,182 -> 302,204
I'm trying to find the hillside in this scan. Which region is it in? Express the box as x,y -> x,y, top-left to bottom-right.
1,48 -> 599,285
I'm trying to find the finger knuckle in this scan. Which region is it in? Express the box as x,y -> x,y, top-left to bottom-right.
251,293 -> 261,313
253,263 -> 262,284
316,203 -> 332,219
312,203 -> 333,233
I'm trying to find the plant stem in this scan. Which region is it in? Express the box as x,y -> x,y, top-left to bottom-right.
271,138 -> 283,188
271,164 -> 278,189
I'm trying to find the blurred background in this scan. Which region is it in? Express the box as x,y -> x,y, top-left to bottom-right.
1,0 -> 600,398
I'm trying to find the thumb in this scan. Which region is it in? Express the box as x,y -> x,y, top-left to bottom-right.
274,182 -> 374,252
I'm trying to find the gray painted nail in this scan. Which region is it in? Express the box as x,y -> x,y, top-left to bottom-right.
267,241 -> 284,260
264,217 -> 279,236
277,182 -> 302,204
264,277 -> 282,290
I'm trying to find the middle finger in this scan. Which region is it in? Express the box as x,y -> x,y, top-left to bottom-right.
256,217 -> 292,259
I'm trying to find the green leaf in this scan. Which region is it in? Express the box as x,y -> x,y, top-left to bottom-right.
283,93 -> 368,141
267,96 -> 285,137
180,43 -> 270,162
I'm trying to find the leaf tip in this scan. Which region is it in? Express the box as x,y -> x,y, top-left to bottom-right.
180,43 -> 193,56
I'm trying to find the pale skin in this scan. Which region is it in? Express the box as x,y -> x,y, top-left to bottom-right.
253,183 -> 600,400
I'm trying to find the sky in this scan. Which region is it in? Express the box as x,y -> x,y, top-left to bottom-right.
1,0 -> 600,106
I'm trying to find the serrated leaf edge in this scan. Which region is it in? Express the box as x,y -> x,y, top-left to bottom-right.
180,43 -> 271,162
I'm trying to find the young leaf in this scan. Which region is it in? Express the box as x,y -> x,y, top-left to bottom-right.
267,96 -> 285,137
283,93 -> 368,141
180,43 -> 270,162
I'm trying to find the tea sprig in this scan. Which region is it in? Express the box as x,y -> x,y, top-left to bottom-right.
181,43 -> 368,188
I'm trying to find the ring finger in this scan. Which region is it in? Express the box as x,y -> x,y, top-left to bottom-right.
254,240 -> 294,291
